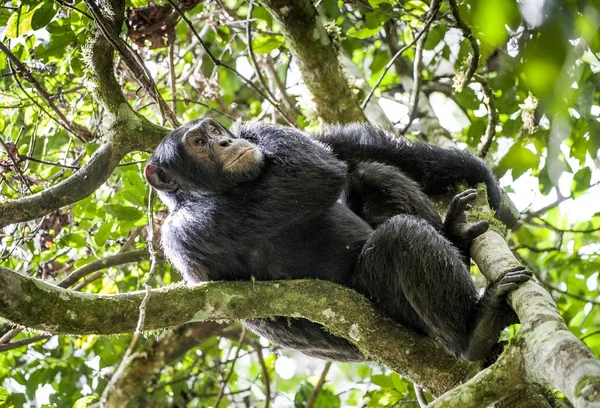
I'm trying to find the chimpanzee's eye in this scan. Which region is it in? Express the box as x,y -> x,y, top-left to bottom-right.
194,137 -> 205,146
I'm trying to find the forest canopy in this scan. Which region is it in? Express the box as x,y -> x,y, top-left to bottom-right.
1,0 -> 600,407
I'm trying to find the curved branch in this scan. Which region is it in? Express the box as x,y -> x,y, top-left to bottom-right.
447,0 -> 479,89
84,0 -> 179,127
58,248 -> 149,288
475,75 -> 498,158
361,2 -> 440,110
0,266 -> 477,396
0,142 -> 122,228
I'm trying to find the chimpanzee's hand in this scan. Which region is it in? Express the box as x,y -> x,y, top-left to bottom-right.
444,189 -> 489,254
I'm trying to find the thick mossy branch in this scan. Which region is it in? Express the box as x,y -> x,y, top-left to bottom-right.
0,266 -> 477,396
259,0 -> 366,124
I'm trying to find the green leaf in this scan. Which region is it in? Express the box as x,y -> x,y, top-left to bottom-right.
60,233 -> 88,249
571,167 -> 592,199
496,142 -> 540,180
31,2 -> 56,30
73,396 -> 97,408
391,373 -> 407,392
403,25 -> 414,44
369,51 -> 388,74
104,205 -> 144,221
570,135 -> 588,165
368,0 -> 394,7
424,25 -> 447,50
370,374 -> 394,388
35,22 -> 77,60
95,222 -> 114,247
251,34 -> 284,54
365,8 -> 392,29
0,386 -> 9,404
455,87 -> 481,110
588,122 -> 600,159
5,8 -> 34,38
348,26 -> 381,39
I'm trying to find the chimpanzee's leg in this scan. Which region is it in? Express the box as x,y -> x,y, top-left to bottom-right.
344,163 -> 488,264
349,214 -> 530,360
343,161 -> 444,229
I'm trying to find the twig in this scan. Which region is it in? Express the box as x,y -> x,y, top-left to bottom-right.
447,0 -> 479,89
168,39 -> 177,116
100,190 -> 160,407
305,362 -> 332,408
512,244 -> 561,253
414,383 -> 428,407
475,74 -> 498,158
533,217 -> 600,234
581,330 -> 600,342
214,327 -> 247,407
547,282 -> 600,306
55,0 -> 92,20
83,0 -> 179,128
71,271 -> 103,291
522,181 -> 600,220
527,268 -> 600,306
165,0 -> 296,127
361,0 -> 441,109
400,0 -> 439,135
255,346 -> 271,408
0,137 -> 32,193
19,155 -> 80,169
58,248 -> 148,288
0,42 -> 91,142
0,335 -> 50,352
265,56 -> 301,116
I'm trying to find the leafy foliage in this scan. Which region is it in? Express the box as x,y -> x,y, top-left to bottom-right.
0,0 -> 599,406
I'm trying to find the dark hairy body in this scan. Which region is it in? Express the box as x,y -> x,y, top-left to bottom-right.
145,118 -> 531,363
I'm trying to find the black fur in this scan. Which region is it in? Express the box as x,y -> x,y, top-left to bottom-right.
146,119 -> 529,362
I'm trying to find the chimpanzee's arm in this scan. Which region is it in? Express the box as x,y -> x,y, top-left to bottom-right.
316,123 -> 501,210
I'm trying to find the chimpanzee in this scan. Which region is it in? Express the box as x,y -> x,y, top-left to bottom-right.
144,118 -> 531,362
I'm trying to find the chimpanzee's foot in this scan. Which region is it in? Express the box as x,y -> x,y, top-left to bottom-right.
461,266 -> 532,361
489,266 -> 533,303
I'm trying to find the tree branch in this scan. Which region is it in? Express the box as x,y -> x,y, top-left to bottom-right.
0,266 -> 477,397
83,0 -> 179,127
0,142 -> 120,228
475,74 -> 499,158
463,187 -> 600,408
0,41 -> 92,142
361,2 -> 440,110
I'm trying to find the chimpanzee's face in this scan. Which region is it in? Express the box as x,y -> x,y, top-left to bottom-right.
144,118 -> 264,194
